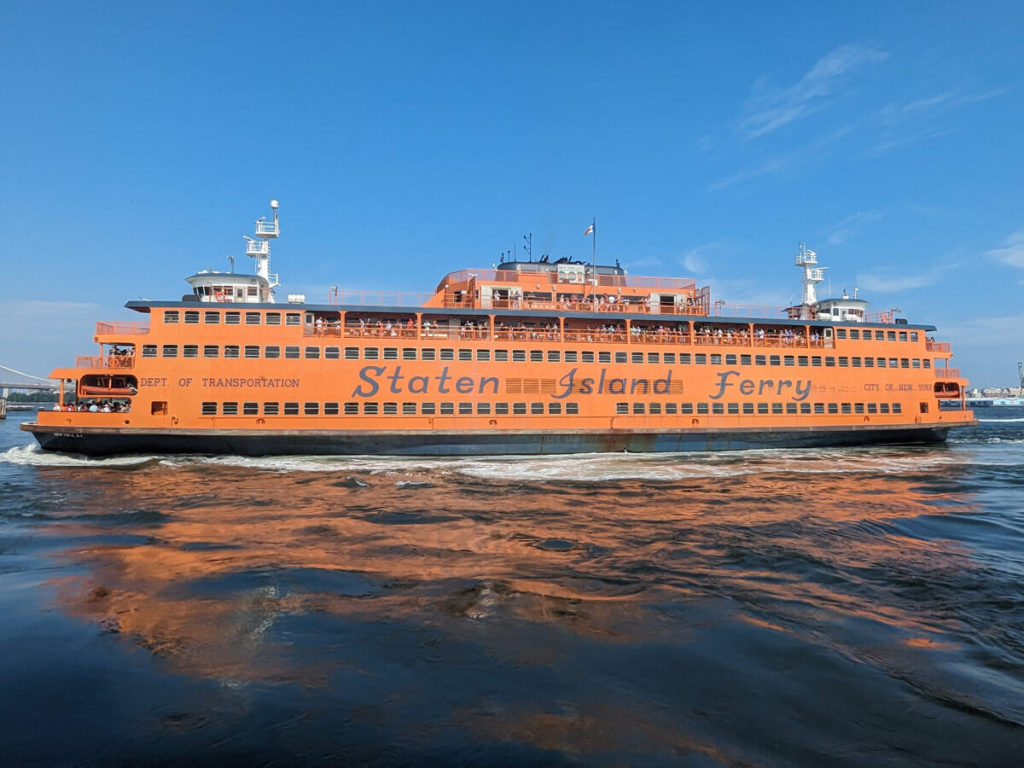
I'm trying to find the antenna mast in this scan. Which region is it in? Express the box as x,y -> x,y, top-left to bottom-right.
794,242 -> 826,310
244,200 -> 281,300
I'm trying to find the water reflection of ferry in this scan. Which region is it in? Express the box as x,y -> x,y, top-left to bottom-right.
23,202 -> 975,456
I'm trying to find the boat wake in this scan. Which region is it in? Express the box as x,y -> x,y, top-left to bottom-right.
0,444 -> 159,469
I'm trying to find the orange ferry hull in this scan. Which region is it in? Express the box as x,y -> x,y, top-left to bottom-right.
24,422 -> 952,457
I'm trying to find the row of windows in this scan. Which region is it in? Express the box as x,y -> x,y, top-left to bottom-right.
144,344 -> 933,369
164,310 -> 303,326
163,310 -> 920,344
200,400 -> 905,417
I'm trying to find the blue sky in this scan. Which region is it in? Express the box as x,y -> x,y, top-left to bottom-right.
2,1 -> 1023,386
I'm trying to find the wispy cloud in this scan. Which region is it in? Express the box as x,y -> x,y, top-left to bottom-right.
856,263 -> 958,293
738,44 -> 887,140
986,231 -> 1024,269
825,210 -> 883,246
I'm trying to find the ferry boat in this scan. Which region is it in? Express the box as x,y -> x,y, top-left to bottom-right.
23,202 -> 976,456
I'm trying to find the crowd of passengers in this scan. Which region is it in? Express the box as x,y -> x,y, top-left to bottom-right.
55,400 -> 132,413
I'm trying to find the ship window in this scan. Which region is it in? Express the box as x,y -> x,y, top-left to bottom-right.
899,332 -> 908,342
284,346 -> 299,359
325,346 -> 340,359
421,403 -> 436,415
266,313 -> 281,326
868,403 -> 878,414
495,403 -> 509,415
203,345 -> 219,358
632,352 -> 644,364
695,354 -> 707,365
648,353 -> 660,364
204,311 -> 220,324
245,345 -> 260,359
163,311 -> 179,324
279,401 -> 297,415
565,351 -> 578,363
824,357 -> 835,367
727,403 -> 739,414
344,402 -> 358,415
811,356 -> 821,367
142,345 -> 157,358
201,402 -> 216,415
265,346 -> 280,359
726,354 -> 737,365
664,353 -> 676,364
742,403 -> 754,414
162,345 -> 178,358
632,403 -> 645,415
855,403 -> 865,414
599,352 -> 611,363
924,359 -> 931,369
679,354 -> 692,364
769,355 -> 781,366
911,332 -> 919,341
264,402 -> 280,415
912,358 -> 920,368
697,403 -> 709,414
422,348 -> 436,360
531,402 -> 544,415
712,403 -> 724,415
841,403 -> 851,414
852,357 -> 861,367
225,312 -> 240,325
784,355 -> 795,367
304,346 -> 320,359
530,350 -> 543,362
459,349 -> 472,361
878,403 -> 890,414
344,347 -> 359,359
849,329 -> 860,339
756,403 -> 767,414
402,348 -> 417,360
616,403 -> 628,415
710,354 -> 722,365
864,357 -> 874,368
649,403 -> 661,415
514,402 -> 528,415
183,345 -> 199,358
363,403 -> 378,415
384,402 -> 398,415
458,403 -> 472,415
615,352 -> 627,364
800,403 -> 811,414
401,402 -> 416,415
222,402 -> 238,415
495,349 -> 509,362
836,329 -> 847,339
893,403 -> 902,414
755,355 -> 766,366
440,348 -> 454,360
286,313 -> 301,326
838,357 -> 848,367
477,349 -> 491,361
224,345 -> 240,358
582,351 -> 595,363
681,403 -> 693,414
889,358 -> 898,368
828,403 -> 838,414
243,402 -> 258,415
245,312 -> 261,325
798,356 -> 808,367
900,358 -> 909,368
513,350 -> 526,362
325,402 -> 339,415
476,402 -> 491,415
666,403 -> 677,414
773,403 -> 784,414
788,403 -> 799,414
184,311 -> 199,324
740,354 -> 752,366
547,351 -> 560,363
887,331 -> 896,341
440,402 -> 455,415
566,403 -> 579,415
364,348 -> 379,360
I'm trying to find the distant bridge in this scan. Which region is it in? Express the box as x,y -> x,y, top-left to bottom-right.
0,365 -> 58,395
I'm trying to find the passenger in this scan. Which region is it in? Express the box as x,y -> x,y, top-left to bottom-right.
88,402 -> 99,412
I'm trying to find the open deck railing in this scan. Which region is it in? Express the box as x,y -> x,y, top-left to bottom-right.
935,368 -> 961,379
95,321 -> 150,335
75,355 -> 135,370
926,340 -> 952,353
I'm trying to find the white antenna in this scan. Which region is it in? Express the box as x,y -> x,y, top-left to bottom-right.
244,200 -> 281,299
794,242 -> 826,307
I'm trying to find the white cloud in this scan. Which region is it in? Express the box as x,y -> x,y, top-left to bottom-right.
986,231 -> 1024,269
738,44 -> 887,139
825,210 -> 882,245
856,263 -> 958,293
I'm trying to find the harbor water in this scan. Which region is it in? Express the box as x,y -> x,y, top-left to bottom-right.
2,409 -> 1023,766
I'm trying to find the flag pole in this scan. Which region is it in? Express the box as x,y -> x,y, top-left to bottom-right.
591,217 -> 597,311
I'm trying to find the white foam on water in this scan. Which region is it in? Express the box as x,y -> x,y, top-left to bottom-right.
0,444 -> 157,469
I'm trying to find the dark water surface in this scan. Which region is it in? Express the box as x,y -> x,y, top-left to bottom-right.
2,410 -> 1023,766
